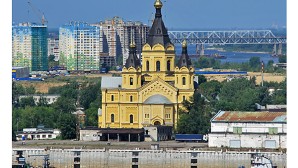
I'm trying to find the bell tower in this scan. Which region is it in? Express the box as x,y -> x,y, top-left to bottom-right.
141,0 -> 176,81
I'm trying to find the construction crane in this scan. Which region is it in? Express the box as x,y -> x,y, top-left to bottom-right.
27,0 -> 48,25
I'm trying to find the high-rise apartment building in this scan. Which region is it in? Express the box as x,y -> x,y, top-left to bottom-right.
48,33 -> 59,61
92,17 -> 149,66
12,22 -> 48,71
59,22 -> 100,71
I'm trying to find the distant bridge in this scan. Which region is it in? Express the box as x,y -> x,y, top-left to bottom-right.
168,30 -> 286,56
168,30 -> 286,45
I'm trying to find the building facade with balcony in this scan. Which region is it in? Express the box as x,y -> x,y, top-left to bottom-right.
59,22 -> 100,72
12,22 -> 48,71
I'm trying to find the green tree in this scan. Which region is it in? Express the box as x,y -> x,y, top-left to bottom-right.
198,80 -> 222,101
37,96 -> 49,107
80,81 -> 101,109
177,91 -> 213,134
48,54 -> 59,69
197,75 -> 207,85
19,97 -> 36,108
53,97 -> 76,114
249,57 -> 261,71
279,55 -> 287,63
57,113 -> 77,139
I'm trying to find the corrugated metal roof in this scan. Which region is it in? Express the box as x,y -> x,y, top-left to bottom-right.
101,77 -> 122,89
212,111 -> 287,123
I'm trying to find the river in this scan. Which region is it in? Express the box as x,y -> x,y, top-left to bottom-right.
175,44 -> 279,65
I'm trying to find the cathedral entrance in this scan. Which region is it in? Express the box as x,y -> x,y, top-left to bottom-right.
154,121 -> 161,125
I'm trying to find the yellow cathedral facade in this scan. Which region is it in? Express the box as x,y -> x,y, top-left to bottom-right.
99,0 -> 195,129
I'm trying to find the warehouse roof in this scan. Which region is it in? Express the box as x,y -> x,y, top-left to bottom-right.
211,110 -> 287,123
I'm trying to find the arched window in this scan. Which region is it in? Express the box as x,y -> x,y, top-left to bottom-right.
183,96 -> 186,101
130,77 -> 133,85
130,115 -> 133,123
130,96 -> 133,102
167,60 -> 171,71
156,61 -> 160,72
111,95 -> 114,101
111,114 -> 114,123
182,77 -> 186,85
146,61 -> 149,71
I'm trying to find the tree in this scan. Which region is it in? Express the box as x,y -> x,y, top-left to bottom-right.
80,82 -> 101,109
177,91 -> 213,134
57,113 -> 77,139
19,97 -> 36,108
216,78 -> 258,111
279,55 -> 287,63
198,80 -> 222,101
53,97 -> 76,114
197,75 -> 207,85
48,54 -> 59,69
37,96 -> 49,107
249,57 -> 261,71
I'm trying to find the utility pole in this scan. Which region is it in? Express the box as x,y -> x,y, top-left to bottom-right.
261,61 -> 264,87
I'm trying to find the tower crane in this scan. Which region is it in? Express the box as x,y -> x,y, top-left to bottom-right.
27,0 -> 48,25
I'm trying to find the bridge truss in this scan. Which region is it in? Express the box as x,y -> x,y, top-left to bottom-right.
168,30 -> 286,45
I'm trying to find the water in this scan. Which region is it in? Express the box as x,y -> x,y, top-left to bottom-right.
175,45 -> 279,64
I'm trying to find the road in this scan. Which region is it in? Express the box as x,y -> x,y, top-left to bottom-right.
12,140 -> 208,150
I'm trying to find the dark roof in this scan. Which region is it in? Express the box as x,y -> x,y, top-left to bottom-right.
124,45 -> 141,69
146,4 -> 172,47
175,134 -> 203,141
177,44 -> 192,68
97,128 -> 144,134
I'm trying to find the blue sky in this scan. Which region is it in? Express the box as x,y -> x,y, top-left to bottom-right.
12,0 -> 286,29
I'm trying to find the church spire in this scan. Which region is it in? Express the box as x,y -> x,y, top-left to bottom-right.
177,40 -> 192,68
146,0 -> 172,47
124,31 -> 140,69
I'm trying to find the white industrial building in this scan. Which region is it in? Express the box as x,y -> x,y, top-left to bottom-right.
19,94 -> 60,105
16,126 -> 61,141
208,110 -> 287,149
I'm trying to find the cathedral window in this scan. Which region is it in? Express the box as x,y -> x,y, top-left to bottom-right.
146,61 -> 149,71
157,28 -> 161,35
130,96 -> 133,102
130,77 -> 133,85
156,61 -> 160,71
145,114 -> 149,118
165,114 -> 170,119
111,95 -> 114,101
182,77 -> 186,85
130,115 -> 134,123
111,114 -> 114,123
167,60 -> 171,71
183,96 -> 186,101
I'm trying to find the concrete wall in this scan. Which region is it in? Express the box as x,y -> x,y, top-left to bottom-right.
12,148 -> 287,168
209,133 -> 287,149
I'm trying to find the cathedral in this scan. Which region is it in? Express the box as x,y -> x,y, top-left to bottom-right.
99,0 -> 195,130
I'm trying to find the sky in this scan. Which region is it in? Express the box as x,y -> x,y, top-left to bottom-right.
12,0 -> 286,30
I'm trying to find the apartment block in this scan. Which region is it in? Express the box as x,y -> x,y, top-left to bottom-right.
59,22 -> 100,71
12,22 -> 48,71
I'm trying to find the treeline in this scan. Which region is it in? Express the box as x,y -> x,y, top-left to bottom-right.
193,56 -> 286,73
177,76 -> 286,134
12,79 -> 102,140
